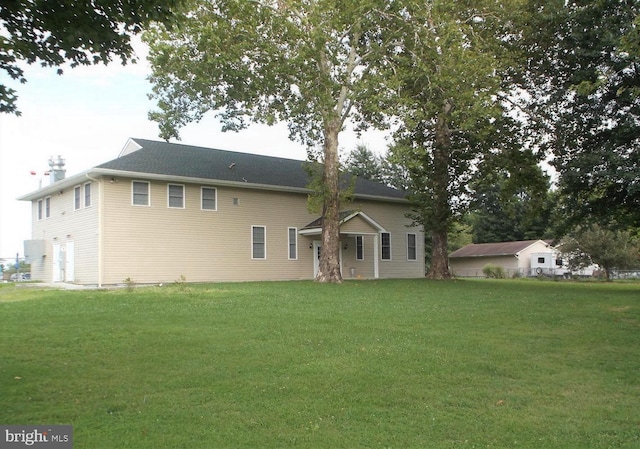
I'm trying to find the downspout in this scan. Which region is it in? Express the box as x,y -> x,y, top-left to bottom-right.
85,173 -> 103,287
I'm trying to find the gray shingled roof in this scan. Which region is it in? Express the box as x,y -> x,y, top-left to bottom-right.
449,240 -> 548,258
96,138 -> 406,200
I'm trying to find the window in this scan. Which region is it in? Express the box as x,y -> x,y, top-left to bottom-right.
288,228 -> 297,260
44,196 -> 51,219
37,199 -> 43,220
355,235 -> 364,261
556,258 -> 563,266
201,187 -> 217,210
252,226 -> 266,259
74,186 -> 81,210
84,182 -> 92,208
381,232 -> 391,260
168,184 -> 185,208
132,181 -> 150,206
407,233 -> 417,261
538,257 -> 545,264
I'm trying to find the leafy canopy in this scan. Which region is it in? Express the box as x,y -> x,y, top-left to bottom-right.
0,0 -> 181,114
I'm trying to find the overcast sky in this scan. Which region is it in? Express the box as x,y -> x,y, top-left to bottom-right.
0,40 -> 390,262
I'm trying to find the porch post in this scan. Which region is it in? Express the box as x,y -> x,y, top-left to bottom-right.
373,234 -> 379,279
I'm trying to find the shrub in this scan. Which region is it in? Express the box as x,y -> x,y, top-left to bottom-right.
483,264 -> 505,279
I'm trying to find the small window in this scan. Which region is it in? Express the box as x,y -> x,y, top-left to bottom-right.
132,181 -> 150,206
556,258 -> 563,266
168,184 -> 185,208
407,233 -> 417,261
44,196 -> 51,218
355,235 -> 364,261
252,226 -> 266,259
381,232 -> 391,260
288,228 -> 297,260
201,187 -> 217,210
37,199 -> 43,220
74,186 -> 81,210
538,257 -> 545,264
84,182 -> 92,208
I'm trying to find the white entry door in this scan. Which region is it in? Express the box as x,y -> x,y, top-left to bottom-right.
52,243 -> 63,282
65,241 -> 75,282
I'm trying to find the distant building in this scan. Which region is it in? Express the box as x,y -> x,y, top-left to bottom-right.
449,240 -> 552,278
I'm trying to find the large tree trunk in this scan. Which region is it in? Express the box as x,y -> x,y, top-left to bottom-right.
316,118 -> 343,283
427,100 -> 453,279
429,230 -> 451,279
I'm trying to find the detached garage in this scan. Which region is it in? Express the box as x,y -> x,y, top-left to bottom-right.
449,240 -> 552,278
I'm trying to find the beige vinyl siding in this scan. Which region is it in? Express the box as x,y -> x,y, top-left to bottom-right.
97,178 -> 423,283
449,256 -> 518,277
29,181 -> 100,283
344,200 -> 424,279
101,179 -> 319,283
340,215 -> 379,234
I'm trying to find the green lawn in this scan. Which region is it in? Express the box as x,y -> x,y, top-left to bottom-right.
1,279 -> 638,448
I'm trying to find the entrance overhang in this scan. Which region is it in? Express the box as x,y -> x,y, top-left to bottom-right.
299,210 -> 387,236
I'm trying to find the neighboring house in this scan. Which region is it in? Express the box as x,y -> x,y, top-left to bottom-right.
19,138 -> 424,285
448,240 -> 552,278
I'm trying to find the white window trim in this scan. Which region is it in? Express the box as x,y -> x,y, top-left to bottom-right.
201,186 -> 218,211
407,233 -> 417,261
37,199 -> 43,221
251,225 -> 267,260
74,186 -> 82,211
288,227 -> 298,260
132,181 -> 150,207
355,235 -> 364,261
44,196 -> 51,219
84,182 -> 92,208
167,183 -> 185,209
381,232 -> 391,261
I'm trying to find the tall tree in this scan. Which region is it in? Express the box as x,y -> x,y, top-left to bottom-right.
344,144 -> 385,184
520,0 -> 640,229
0,0 -> 181,114
145,0 -> 409,283
380,1 -> 532,278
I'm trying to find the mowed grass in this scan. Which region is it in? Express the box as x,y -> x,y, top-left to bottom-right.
0,279 -> 638,448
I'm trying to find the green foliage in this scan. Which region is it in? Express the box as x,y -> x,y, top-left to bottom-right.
144,0 -> 439,282
343,145 -> 385,183
0,0 -> 181,114
468,170 -> 554,243
343,145 -> 410,191
1,280 -> 639,448
559,224 -> 640,280
482,264 -> 505,279
519,0 -> 640,227
372,1 -> 533,278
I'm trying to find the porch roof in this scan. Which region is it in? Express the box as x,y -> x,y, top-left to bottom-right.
299,210 -> 387,236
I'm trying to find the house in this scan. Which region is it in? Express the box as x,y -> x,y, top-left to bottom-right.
448,240 -> 552,278
18,138 -> 424,285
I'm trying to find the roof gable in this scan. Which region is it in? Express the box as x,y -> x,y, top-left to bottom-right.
95,138 -> 406,201
449,240 -> 550,258
300,210 -> 387,235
